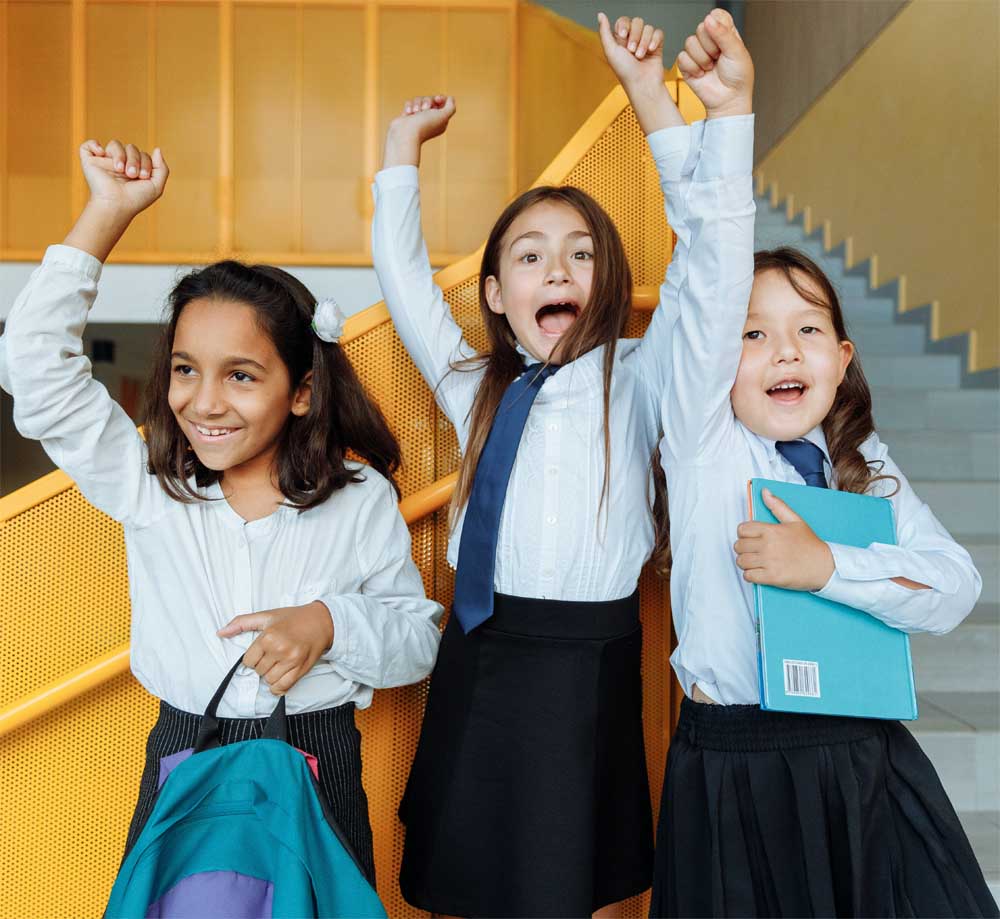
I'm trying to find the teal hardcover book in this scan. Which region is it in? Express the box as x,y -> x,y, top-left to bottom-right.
749,478 -> 918,720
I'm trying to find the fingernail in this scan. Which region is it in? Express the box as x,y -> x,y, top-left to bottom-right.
116,161 -> 124,171
140,170 -> 148,178
637,50 -> 645,59
628,41 -> 636,51
127,166 -> 137,177
619,29 -> 626,37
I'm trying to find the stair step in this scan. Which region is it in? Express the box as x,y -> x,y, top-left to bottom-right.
965,544 -> 1000,605
912,624 -> 999,693
878,430 -> 1000,481
910,481 -> 1000,536
842,296 -> 897,323
871,388 -> 1000,432
968,602 -> 1000,626
863,355 -> 962,389
909,695 -> 999,811
849,322 -> 927,355
958,812 -> 1000,887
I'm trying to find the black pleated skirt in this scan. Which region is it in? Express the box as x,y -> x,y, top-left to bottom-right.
123,699 -> 376,885
651,698 -> 999,918
399,591 -> 653,918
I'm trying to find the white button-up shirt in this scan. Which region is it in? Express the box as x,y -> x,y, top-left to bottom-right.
657,118 -> 982,705
371,121 -> 742,602
1,245 -> 443,717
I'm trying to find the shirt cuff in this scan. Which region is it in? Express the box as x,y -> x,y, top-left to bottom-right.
317,594 -> 352,664
646,123 -> 693,183
373,164 -> 419,192
43,244 -> 104,283
694,113 -> 755,181
815,564 -> 896,612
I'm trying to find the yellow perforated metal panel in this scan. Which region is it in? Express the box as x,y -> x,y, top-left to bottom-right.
1,87 -> 682,918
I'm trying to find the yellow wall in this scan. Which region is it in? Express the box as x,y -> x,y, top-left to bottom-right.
756,0 -> 1000,372
0,0 -> 518,266
516,2 -> 617,188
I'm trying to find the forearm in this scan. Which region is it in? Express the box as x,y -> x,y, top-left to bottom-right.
63,200 -> 133,263
621,79 -> 685,135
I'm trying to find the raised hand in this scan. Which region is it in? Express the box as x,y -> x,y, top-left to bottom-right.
597,13 -> 664,91
596,12 -> 683,135
79,139 -> 168,221
64,139 -> 169,262
676,8 -> 753,118
383,94 -> 457,168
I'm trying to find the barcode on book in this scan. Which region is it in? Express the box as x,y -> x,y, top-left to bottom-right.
783,659 -> 820,698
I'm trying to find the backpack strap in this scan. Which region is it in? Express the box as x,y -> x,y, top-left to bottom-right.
195,657 -> 289,752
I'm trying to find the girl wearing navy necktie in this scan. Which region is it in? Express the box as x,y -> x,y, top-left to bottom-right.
372,11 -> 753,918
649,24 -> 995,914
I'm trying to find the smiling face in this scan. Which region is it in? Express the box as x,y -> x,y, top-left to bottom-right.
731,268 -> 855,441
483,200 -> 595,363
167,297 -> 311,480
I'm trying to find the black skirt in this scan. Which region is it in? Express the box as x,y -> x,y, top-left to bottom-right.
123,698 -> 376,885
651,698 -> 1000,918
399,591 -> 654,918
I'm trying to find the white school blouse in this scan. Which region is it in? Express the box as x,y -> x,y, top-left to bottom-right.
657,119 -> 982,706
371,120 -> 754,602
1,245 -> 443,717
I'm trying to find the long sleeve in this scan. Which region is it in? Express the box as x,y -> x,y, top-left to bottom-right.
371,165 -> 480,439
816,436 -> 982,635
319,475 -> 444,689
632,122 -> 698,397
660,114 -> 756,464
0,328 -> 11,394
4,245 -> 162,525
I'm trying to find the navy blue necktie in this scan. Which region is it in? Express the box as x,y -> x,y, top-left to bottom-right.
452,363 -> 559,633
776,439 -> 828,489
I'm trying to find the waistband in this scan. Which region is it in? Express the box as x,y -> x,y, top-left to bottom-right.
484,589 -> 640,640
675,696 -> 884,752
158,698 -> 356,728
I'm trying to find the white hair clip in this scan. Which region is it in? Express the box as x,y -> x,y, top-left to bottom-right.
311,297 -> 346,344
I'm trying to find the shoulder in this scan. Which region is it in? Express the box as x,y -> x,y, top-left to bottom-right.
340,461 -> 399,509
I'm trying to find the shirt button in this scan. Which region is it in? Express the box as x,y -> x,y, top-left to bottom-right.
547,422 -> 559,433
547,466 -> 558,476
546,515 -> 557,526
542,568 -> 555,579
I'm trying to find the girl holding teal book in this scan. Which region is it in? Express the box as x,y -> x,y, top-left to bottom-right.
650,21 -> 994,915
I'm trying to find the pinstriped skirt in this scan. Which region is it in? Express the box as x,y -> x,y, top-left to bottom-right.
123,699 -> 375,885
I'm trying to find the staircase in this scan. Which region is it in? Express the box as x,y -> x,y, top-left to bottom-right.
754,197 -> 1000,901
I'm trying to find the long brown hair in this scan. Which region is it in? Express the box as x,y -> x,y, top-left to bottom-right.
448,185 -> 671,574
754,248 -> 897,495
142,260 -> 401,507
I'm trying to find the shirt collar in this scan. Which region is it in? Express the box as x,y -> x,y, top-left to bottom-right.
759,424 -> 832,468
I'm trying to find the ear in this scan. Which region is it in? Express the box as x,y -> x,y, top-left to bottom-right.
291,370 -> 313,417
484,275 -> 505,315
837,339 -> 855,383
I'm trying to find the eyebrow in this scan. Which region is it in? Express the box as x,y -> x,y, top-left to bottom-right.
171,351 -> 268,373
747,305 -> 831,321
507,229 -> 593,251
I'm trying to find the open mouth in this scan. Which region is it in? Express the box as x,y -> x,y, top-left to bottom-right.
535,302 -> 580,337
766,380 -> 807,404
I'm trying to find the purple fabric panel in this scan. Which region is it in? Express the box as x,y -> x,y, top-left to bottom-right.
145,871 -> 274,918
157,749 -> 194,790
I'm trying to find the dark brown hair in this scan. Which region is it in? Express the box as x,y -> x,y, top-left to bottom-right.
142,260 -> 401,508
754,247 -> 896,495
448,185 -> 671,575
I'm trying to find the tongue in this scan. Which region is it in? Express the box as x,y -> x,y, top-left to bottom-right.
538,309 -> 576,335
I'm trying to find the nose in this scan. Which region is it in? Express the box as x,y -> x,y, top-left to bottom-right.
772,334 -> 803,365
191,378 -> 227,418
545,258 -> 572,285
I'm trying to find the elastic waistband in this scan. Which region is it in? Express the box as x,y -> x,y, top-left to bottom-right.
675,697 -> 884,752
485,590 -> 640,640
159,698 -> 356,728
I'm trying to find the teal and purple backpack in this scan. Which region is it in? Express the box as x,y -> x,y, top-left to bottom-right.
106,661 -> 387,918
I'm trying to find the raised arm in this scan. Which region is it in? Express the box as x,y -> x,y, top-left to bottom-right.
372,97 -> 479,433
4,140 -> 169,524
658,12 -> 757,463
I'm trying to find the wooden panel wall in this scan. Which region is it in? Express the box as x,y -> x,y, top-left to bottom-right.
0,0 -> 517,265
